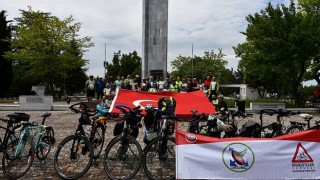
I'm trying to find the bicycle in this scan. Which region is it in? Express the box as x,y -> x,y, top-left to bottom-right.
286,113 -> 313,134
2,112 -> 53,179
103,104 -> 143,180
0,112 -> 30,154
255,109 -> 297,138
142,108 -> 180,180
54,102 -> 108,180
187,109 -> 206,134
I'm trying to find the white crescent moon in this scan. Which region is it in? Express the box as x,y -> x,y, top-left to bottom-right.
133,100 -> 157,109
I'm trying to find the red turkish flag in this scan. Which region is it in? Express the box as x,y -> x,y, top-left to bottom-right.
109,89 -> 215,118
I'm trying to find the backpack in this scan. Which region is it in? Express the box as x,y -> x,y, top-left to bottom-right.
158,96 -> 176,115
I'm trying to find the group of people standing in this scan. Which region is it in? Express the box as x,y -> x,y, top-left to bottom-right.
84,74 -> 225,110
86,75 -> 219,96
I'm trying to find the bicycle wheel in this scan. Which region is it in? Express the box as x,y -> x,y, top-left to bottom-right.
104,135 -> 143,180
2,137 -> 35,179
143,136 -> 176,180
37,127 -> 55,160
286,125 -> 304,134
54,135 -> 93,180
91,124 -> 105,159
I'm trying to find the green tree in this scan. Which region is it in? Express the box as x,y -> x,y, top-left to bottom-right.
0,10 -> 13,97
4,7 -> 93,96
234,1 -> 320,104
170,49 -> 229,82
105,50 -> 141,78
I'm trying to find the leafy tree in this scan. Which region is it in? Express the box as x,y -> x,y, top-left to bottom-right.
234,1 -> 320,104
4,7 -> 93,96
170,49 -> 230,82
105,50 -> 141,78
0,10 -> 13,97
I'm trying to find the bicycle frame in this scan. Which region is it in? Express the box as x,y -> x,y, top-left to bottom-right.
13,123 -> 47,158
0,120 -> 19,152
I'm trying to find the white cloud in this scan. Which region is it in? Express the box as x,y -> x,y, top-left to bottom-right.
2,0 -> 297,81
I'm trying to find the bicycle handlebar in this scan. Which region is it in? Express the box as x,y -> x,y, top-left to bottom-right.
115,104 -> 142,114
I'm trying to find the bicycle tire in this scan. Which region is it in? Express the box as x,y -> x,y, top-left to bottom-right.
37,127 -> 55,160
286,125 -> 304,134
54,135 -> 93,180
103,135 -> 143,180
91,124 -> 105,159
2,137 -> 35,179
143,136 -> 176,180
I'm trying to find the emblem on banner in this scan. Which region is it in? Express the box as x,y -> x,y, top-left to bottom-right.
291,142 -> 315,172
222,142 -> 255,172
132,100 -> 157,109
185,133 -> 197,143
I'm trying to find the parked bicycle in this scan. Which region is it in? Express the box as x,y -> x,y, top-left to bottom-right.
142,108 -> 180,180
286,113 -> 313,134
2,112 -> 54,179
256,109 -> 297,138
54,102 -> 108,180
103,104 -> 143,180
0,112 -> 29,154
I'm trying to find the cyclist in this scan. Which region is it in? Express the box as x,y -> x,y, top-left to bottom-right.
90,95 -> 109,119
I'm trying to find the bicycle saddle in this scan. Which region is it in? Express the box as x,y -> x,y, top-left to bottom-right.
299,113 -> 313,120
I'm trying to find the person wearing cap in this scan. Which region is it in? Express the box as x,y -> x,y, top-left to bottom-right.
216,94 -> 228,113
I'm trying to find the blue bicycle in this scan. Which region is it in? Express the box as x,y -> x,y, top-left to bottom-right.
2,113 -> 54,179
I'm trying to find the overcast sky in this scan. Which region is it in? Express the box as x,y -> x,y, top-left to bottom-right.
5,0 -> 317,85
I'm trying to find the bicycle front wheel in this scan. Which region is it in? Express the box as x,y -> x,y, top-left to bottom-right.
54,135 -> 93,180
143,136 -> 176,180
286,125 -> 304,134
37,126 -> 55,160
2,137 -> 35,179
103,135 -> 143,180
91,124 -> 105,159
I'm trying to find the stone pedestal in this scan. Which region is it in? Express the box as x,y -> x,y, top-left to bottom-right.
19,96 -> 53,111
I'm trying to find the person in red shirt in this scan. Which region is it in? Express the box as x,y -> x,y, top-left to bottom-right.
203,76 -> 211,100
315,88 -> 320,98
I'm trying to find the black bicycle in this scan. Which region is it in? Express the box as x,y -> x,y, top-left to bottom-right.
103,104 -> 143,180
0,113 -> 29,154
255,109 -> 297,138
54,102 -> 108,180
142,109 -> 180,180
286,113 -> 313,134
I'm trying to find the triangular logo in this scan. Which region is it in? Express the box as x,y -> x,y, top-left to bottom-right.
292,142 -> 314,163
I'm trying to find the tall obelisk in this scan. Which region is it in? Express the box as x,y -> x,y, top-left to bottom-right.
142,0 -> 168,79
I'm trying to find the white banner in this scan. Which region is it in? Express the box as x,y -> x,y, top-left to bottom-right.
176,130 -> 320,179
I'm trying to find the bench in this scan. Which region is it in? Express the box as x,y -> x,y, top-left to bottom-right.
250,102 -> 285,112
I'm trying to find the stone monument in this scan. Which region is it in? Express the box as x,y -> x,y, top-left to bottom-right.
19,86 -> 53,111
142,0 -> 168,79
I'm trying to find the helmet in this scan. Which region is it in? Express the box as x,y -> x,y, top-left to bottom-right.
145,104 -> 154,112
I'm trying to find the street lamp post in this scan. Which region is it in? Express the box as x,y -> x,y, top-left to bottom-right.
192,43 -> 194,79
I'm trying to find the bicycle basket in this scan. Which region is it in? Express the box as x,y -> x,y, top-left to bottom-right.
113,120 -> 124,136
158,96 -> 176,115
7,112 -> 30,123
113,120 -> 139,138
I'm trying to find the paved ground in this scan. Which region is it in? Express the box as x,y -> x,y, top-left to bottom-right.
0,110 -> 319,179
